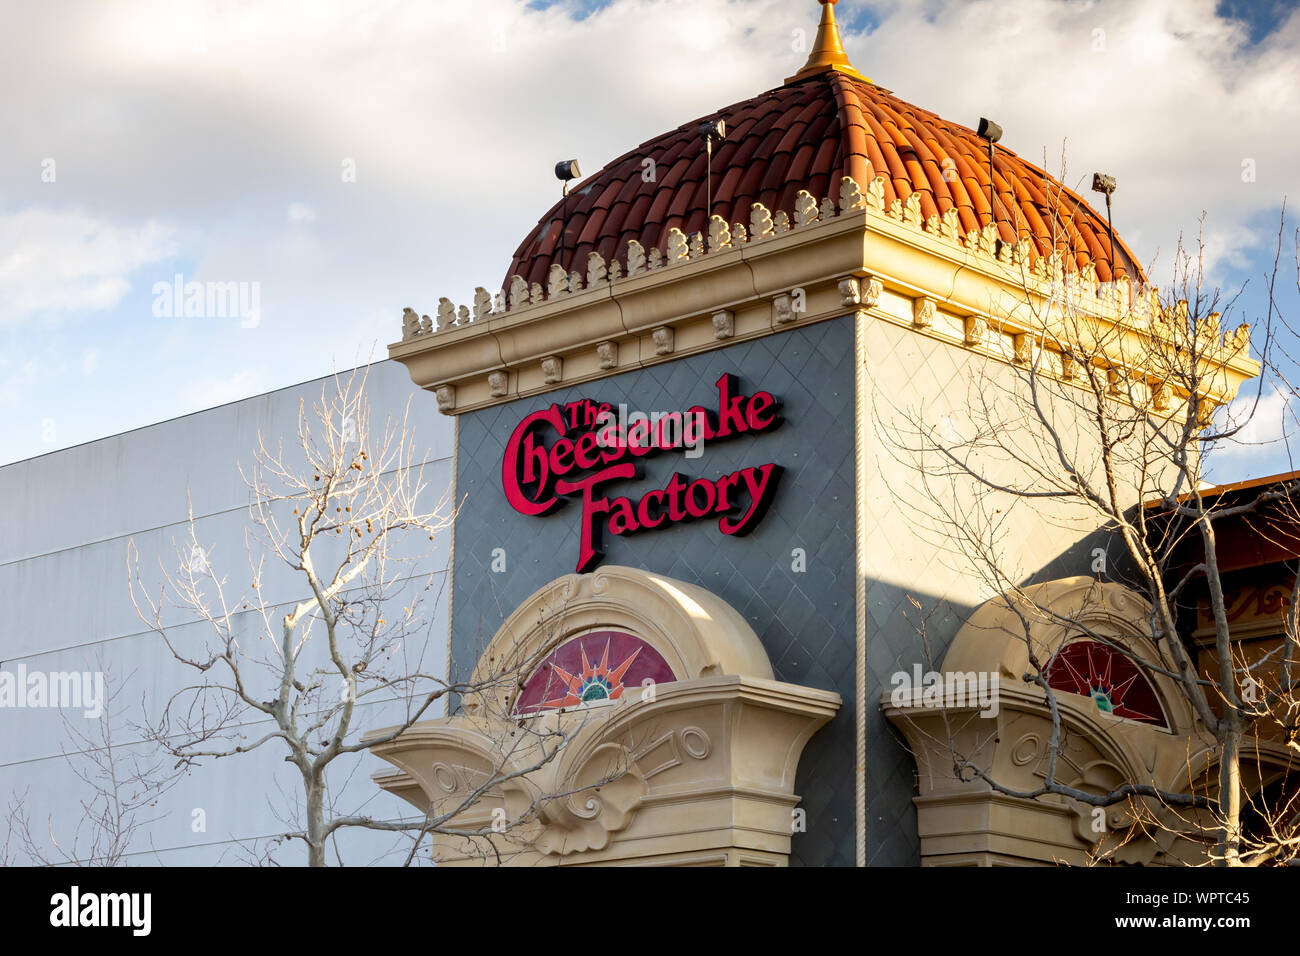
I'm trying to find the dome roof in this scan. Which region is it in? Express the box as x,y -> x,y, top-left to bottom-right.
504,2 -> 1143,291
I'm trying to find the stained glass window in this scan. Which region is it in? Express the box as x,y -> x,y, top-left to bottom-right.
513,631 -> 676,715
1045,640 -> 1167,727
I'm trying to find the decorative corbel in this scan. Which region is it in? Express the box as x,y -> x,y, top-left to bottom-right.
652,326 -> 674,356
862,275 -> 883,308
712,310 -> 735,340
913,296 -> 936,329
434,385 -> 455,414
1012,333 -> 1031,364
773,293 -> 796,325
838,277 -> 861,306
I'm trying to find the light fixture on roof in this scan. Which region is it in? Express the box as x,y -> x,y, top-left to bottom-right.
1092,173 -> 1119,279
555,159 -> 582,188
699,119 -> 727,222
976,117 -> 1002,143
977,118 -> 1003,254
699,119 -> 726,141
554,159 -> 582,273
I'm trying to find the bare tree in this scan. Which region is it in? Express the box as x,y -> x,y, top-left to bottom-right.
878,171 -> 1300,865
127,367 -> 607,866
3,662 -> 180,866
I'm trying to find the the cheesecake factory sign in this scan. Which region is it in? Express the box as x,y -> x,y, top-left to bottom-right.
502,374 -> 784,572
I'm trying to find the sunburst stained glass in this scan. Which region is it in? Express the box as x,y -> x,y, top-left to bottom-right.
1045,640 -> 1167,727
513,631 -> 676,715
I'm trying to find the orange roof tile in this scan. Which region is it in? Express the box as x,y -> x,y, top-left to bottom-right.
503,51 -> 1143,292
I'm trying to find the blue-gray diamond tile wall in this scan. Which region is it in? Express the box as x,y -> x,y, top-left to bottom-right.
450,318 -> 858,867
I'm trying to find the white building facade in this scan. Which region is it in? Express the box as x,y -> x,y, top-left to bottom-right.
0,361 -> 454,865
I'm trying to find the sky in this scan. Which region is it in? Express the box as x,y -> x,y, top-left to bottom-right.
1,0 -> 1298,482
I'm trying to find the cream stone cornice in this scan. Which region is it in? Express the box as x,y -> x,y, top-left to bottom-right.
363,566 -> 841,866
391,176 -> 1259,415
369,674 -> 840,866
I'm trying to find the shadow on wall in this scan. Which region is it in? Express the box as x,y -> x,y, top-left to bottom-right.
867,523 -> 1128,866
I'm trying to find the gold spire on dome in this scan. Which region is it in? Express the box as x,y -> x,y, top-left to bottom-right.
786,0 -> 871,85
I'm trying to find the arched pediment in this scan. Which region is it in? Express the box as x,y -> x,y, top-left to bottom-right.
366,565 -> 839,866
466,564 -> 775,718
883,576 -> 1270,865
942,576 -> 1198,736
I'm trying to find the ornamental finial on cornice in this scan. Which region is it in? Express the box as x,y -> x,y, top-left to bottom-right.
708,215 -> 732,253
547,263 -> 567,299
665,228 -> 690,263
838,176 -> 865,212
794,190 -> 819,227
509,275 -> 530,309
626,240 -> 647,276
436,298 -> 456,331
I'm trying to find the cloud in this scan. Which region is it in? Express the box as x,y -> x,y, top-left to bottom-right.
181,369 -> 265,411
852,0 -> 1300,283
0,209 -> 177,322
1206,383 -> 1298,481
0,355 -> 40,409
0,0 -> 1298,466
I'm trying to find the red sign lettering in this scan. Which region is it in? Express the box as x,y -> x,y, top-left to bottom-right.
501,373 -> 784,572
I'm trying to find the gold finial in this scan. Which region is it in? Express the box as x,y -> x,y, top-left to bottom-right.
787,0 -> 871,85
